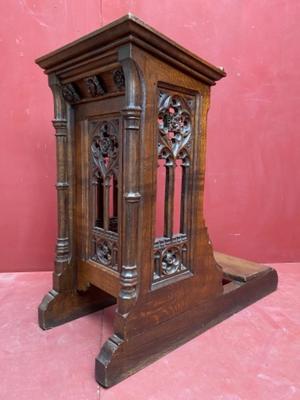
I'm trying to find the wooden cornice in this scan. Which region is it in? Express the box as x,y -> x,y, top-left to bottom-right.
36,14 -> 226,85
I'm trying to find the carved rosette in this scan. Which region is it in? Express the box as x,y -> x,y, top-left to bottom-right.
91,234 -> 118,271
153,237 -> 188,281
161,247 -> 180,275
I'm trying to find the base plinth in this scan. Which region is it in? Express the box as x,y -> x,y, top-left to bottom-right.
39,285 -> 116,330
95,252 -> 278,387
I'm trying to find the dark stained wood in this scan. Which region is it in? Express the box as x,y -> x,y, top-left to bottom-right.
36,14 -> 278,388
96,265 -> 278,387
214,251 -> 274,282
36,14 -> 225,83
77,260 -> 120,297
164,165 -> 175,237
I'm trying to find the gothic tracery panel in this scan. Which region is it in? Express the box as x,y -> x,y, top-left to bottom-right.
153,89 -> 195,285
89,118 -> 120,271
158,93 -> 192,159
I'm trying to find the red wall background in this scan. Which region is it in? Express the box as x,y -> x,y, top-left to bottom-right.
1,0 -> 299,272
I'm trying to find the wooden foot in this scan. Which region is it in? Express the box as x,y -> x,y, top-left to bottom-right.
39,285 -> 116,330
95,253 -> 278,387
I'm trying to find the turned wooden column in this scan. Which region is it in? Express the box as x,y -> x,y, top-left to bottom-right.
49,75 -> 73,292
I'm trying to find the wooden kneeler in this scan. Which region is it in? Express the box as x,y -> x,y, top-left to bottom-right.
36,15 -> 278,387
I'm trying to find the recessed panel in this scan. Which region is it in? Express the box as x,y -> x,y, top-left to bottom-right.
153,86 -> 196,286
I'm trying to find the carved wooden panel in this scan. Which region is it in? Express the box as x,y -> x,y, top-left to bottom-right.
89,118 -> 120,271
153,88 -> 195,285
61,70 -> 124,104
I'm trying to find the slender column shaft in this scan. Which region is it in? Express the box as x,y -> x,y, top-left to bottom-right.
164,163 -> 175,238
180,164 -> 190,234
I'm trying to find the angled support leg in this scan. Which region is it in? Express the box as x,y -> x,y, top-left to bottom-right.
39,285 -> 115,330
95,252 -> 278,387
38,74 -> 115,330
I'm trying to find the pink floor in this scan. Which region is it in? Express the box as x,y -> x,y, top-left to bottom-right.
0,263 -> 299,400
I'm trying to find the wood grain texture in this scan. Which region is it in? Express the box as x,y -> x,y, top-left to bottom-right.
36,14 -> 278,387
214,251 -> 274,282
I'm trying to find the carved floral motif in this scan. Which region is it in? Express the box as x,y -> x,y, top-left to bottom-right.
153,238 -> 188,282
61,83 -> 81,103
161,247 -> 181,275
93,239 -> 112,266
91,120 -> 119,178
113,68 -> 125,90
84,76 -> 106,97
158,93 -> 192,160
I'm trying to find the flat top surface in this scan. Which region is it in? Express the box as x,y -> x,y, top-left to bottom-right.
0,263 -> 299,400
36,14 -> 225,82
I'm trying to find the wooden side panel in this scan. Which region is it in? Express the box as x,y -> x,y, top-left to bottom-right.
74,93 -> 125,297
110,46 -> 223,338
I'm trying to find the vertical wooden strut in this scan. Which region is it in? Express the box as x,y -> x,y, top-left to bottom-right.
117,44 -> 143,317
103,177 -> 110,232
164,160 -> 175,237
96,177 -> 104,227
39,75 -> 115,331
113,177 -> 118,218
180,155 -> 190,234
49,74 -> 72,291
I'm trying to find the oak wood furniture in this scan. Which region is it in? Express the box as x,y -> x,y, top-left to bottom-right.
36,14 -> 278,387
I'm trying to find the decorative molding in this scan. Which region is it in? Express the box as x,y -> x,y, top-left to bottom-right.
61,83 -> 81,103
113,68 -> 125,90
84,76 -> 106,97
116,53 -> 143,317
154,233 -> 187,249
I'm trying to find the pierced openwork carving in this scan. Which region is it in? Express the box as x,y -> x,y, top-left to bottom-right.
161,247 -> 180,275
90,119 -> 120,270
84,76 -> 106,97
91,120 -> 119,177
153,239 -> 188,282
158,93 -> 192,161
113,68 -> 125,90
61,83 -> 81,103
153,90 -> 194,285
94,240 -> 112,265
91,233 -> 118,271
